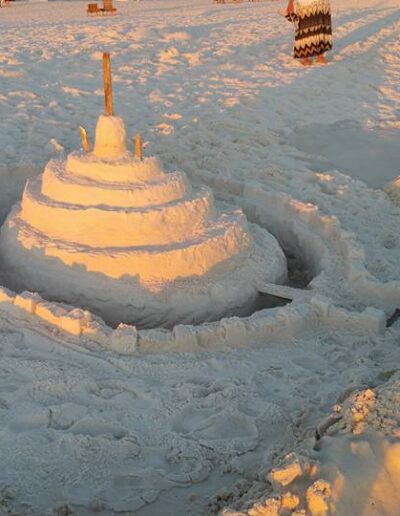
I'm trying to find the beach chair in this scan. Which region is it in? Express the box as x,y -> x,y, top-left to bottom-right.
87,3 -> 100,15
101,0 -> 117,15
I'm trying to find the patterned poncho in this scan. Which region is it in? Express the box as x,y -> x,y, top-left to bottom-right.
286,0 -> 333,58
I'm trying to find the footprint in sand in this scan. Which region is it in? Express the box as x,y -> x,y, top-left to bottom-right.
171,406 -> 258,452
86,379 -> 155,409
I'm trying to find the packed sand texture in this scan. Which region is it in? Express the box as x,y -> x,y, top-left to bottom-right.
217,372 -> 400,516
0,0 -> 399,514
0,114 -> 287,328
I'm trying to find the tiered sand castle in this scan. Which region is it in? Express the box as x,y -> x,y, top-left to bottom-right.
0,54 -> 287,328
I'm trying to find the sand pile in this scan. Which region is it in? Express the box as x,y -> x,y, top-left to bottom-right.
0,115 -> 287,328
219,372 -> 400,516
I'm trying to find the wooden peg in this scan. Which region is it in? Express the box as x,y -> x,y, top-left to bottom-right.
134,132 -> 143,160
102,52 -> 113,116
79,126 -> 90,152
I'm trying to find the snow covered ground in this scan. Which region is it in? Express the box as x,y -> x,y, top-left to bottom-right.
0,0 -> 399,514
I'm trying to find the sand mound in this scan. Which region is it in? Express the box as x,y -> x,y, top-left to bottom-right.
218,373 -> 400,516
0,115 -> 287,328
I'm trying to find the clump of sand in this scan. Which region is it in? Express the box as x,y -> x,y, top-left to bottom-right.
218,373 -> 400,515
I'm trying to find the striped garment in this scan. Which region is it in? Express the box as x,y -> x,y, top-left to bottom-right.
286,0 -> 333,59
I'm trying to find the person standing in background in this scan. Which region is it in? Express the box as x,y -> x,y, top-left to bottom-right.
285,0 -> 333,66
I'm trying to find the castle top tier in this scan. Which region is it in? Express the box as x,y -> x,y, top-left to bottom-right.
68,115 -> 164,184
93,115 -> 128,159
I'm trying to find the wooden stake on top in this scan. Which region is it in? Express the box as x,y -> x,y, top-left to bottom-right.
102,52 -> 143,160
79,126 -> 90,152
102,52 -> 113,116
134,133 -> 143,161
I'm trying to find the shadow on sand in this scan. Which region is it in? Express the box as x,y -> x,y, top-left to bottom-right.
289,120 -> 399,188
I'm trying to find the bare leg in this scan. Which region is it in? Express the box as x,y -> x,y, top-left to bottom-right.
300,57 -> 313,66
316,54 -> 328,64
